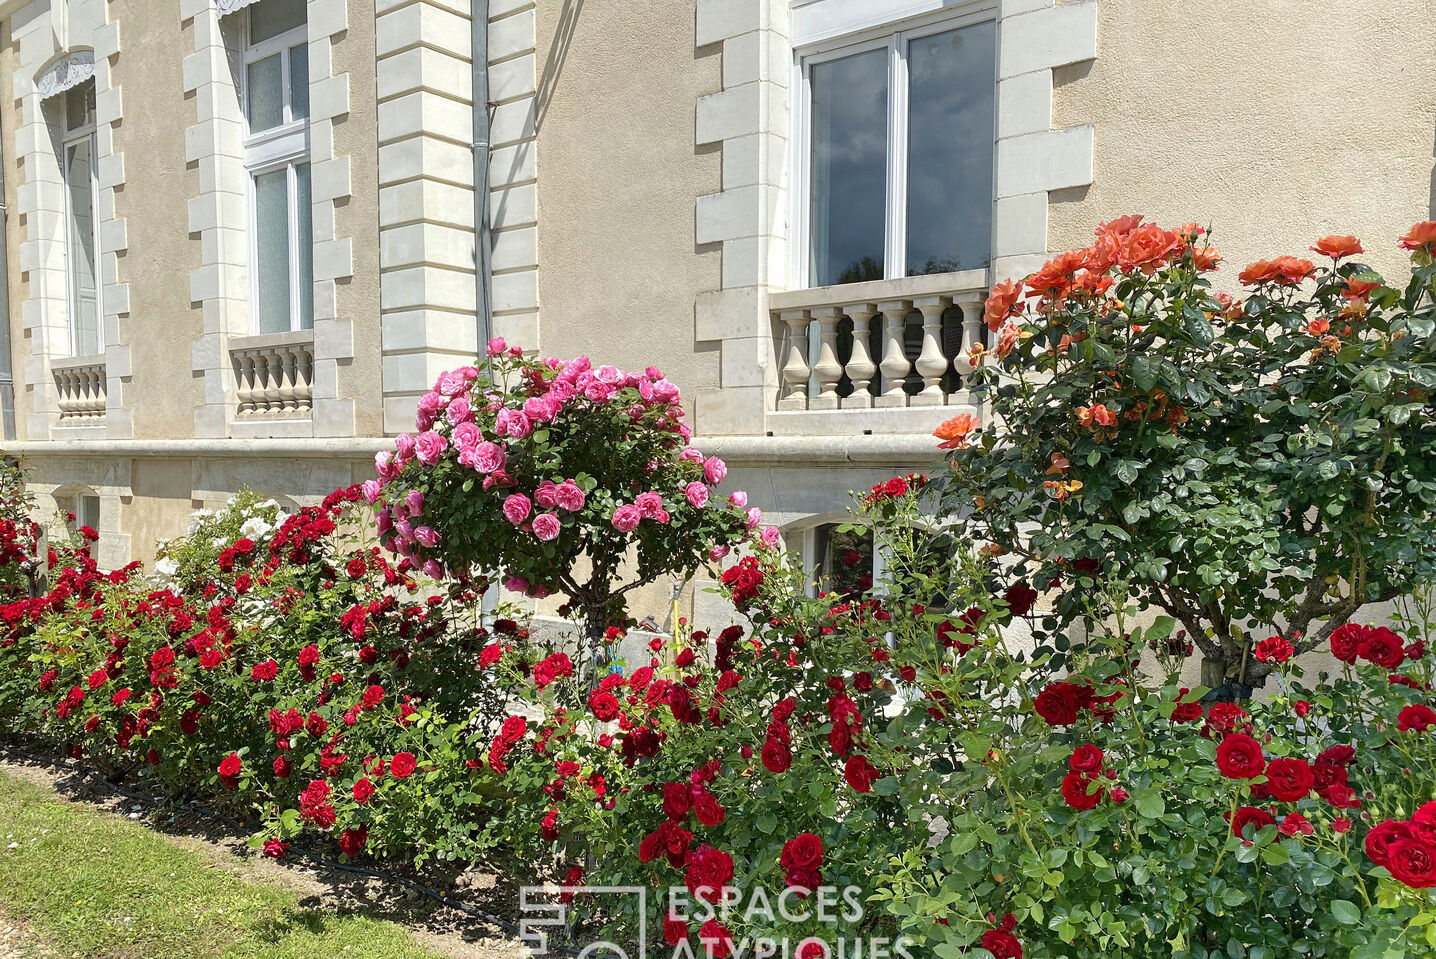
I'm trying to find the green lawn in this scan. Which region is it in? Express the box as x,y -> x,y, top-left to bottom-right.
0,769 -> 452,959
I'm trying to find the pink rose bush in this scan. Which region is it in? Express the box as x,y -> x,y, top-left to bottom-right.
371,342 -> 754,652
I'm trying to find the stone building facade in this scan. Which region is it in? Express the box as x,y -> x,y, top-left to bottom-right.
0,0 -> 1430,620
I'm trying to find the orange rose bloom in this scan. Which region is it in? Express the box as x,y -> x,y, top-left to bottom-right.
1238,259 -> 1278,285
995,321 -> 1023,359
1398,221 -> 1436,252
1191,246 -> 1221,271
1096,214 -> 1144,239
983,279 -> 1021,331
1116,224 -> 1181,274
1076,404 -> 1117,429
1239,257 -> 1313,286
934,413 -> 979,450
1309,235 -> 1362,259
1342,277 -> 1379,301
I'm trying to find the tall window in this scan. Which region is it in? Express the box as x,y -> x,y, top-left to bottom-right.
243,0 -> 312,334
798,17 -> 996,287
61,80 -> 101,356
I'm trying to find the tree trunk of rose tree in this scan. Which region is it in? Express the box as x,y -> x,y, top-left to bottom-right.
1201,656 -> 1256,701
582,604 -> 610,682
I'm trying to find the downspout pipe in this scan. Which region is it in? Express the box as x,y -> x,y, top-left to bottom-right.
0,96 -> 16,442
471,0 -> 494,356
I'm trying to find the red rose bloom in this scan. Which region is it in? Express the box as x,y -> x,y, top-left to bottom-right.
663,916 -> 689,947
844,754 -> 876,793
1230,805 -> 1275,840
1364,819 -> 1412,868
698,919 -> 733,958
1359,628 -> 1406,669
1060,771 -> 1104,811
1034,682 -> 1084,726
1216,733 -> 1265,779
250,659 -> 279,683
338,825 -> 368,857
1329,623 -> 1367,664
1387,839 -> 1436,888
761,738 -> 791,774
982,930 -> 1023,959
1279,813 -> 1314,837
684,844 -> 735,903
389,752 -> 417,779
1398,704 -> 1436,732
1068,744 -> 1104,774
1264,757 -> 1314,802
353,777 -> 376,804
1253,635 -> 1293,664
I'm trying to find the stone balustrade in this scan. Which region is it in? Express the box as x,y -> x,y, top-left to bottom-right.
230,331 -> 315,419
52,357 -> 107,423
769,271 -> 989,433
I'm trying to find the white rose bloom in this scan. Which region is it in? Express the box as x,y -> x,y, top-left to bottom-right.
154,558 -> 178,577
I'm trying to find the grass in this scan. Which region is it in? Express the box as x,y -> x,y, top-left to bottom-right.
0,769 -> 451,959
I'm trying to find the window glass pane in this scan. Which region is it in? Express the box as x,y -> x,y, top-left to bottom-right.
250,0 -> 306,45
64,81 -> 95,132
64,137 -> 100,356
905,22 -> 996,276
246,54 -> 285,132
809,48 -> 888,287
289,44 -> 309,121
77,495 -> 100,532
295,163 -> 313,330
254,169 -> 291,334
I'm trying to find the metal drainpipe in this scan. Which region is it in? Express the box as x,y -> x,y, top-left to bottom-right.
0,101 -> 16,442
471,0 -> 494,356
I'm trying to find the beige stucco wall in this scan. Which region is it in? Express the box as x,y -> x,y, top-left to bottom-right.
533,0 -> 724,410
0,18 -> 30,442
1050,0 -> 1436,284
333,0 -> 382,438
117,0 -> 201,440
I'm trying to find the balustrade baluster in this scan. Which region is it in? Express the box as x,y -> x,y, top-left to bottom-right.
841,304 -> 877,409
809,307 -> 843,411
875,300 -> 914,408
957,295 -> 985,405
911,296 -> 950,406
777,309 -> 812,411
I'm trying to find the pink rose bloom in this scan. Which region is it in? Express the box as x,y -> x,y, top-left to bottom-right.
375,510 -> 393,534
583,381 -> 615,403
745,507 -> 763,530
435,370 -> 466,397
595,365 -> 624,384
422,559 -> 443,578
535,480 -> 561,510
652,508 -> 671,524
457,366 -> 480,383
395,518 -> 414,542
728,491 -> 748,509
472,442 -> 506,474
451,422 -> 481,450
446,396 -> 473,425
486,337 -> 507,357
611,504 -> 642,533
680,447 -> 704,465
361,479 -> 383,504
417,390 -> 445,414
375,450 -> 397,480
554,481 -> 585,512
677,423 -> 692,441
523,395 -> 559,423
405,489 -> 424,516
502,493 -> 532,526
414,431 -> 448,466
532,513 -> 561,541
548,380 -> 576,402
414,525 -> 440,548
495,408 -> 532,439
708,545 -> 730,562
759,526 -> 781,547
394,433 -> 416,463
635,491 -> 665,519
684,482 -> 709,508
651,379 -> 680,403
703,456 -> 727,485
415,408 -> 435,432
504,576 -> 529,593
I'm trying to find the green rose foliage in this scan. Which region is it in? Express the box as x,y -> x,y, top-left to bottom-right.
942,219 -> 1436,685
485,482 -> 1436,958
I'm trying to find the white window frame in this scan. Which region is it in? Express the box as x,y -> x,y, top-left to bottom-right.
788,0 -> 998,289
240,4 -> 312,334
59,82 -> 102,358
